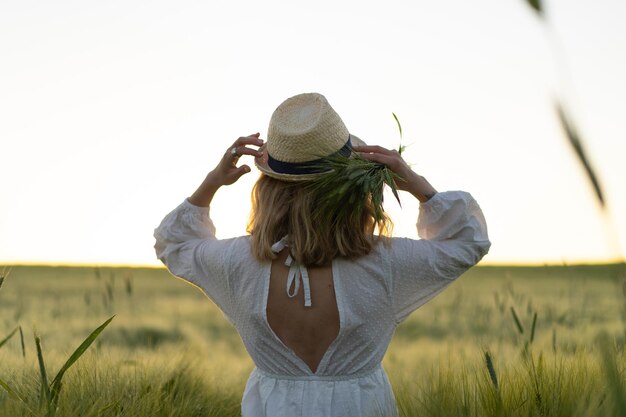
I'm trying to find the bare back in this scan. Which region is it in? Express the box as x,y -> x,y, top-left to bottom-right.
266,249 -> 340,373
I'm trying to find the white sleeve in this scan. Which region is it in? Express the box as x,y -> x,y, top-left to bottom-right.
389,191 -> 491,323
153,199 -> 236,317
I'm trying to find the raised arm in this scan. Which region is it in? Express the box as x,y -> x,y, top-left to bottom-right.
188,133 -> 265,206
153,134 -> 264,314
354,145 -> 490,323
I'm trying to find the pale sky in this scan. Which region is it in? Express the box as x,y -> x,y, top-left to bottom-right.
1,0 -> 625,265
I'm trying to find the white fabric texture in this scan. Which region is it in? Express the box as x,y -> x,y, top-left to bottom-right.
154,190 -> 491,417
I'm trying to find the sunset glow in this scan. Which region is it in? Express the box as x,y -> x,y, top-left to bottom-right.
1,0 -> 625,265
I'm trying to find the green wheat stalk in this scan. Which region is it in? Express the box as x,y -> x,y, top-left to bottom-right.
19,325 -> 25,358
511,306 -> 525,335
307,114 -> 405,227
529,312 -> 538,344
484,350 -> 499,390
392,112 -> 405,155
0,327 -> 19,349
306,154 -> 401,226
0,266 -> 11,291
0,316 -> 115,417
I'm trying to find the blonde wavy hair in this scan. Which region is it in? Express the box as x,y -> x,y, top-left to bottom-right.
247,174 -> 393,266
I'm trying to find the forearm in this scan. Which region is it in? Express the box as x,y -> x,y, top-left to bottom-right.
188,171 -> 222,207
403,172 -> 437,203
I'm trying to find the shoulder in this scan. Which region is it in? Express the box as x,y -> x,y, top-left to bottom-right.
194,234 -> 254,269
368,236 -> 421,257
219,235 -> 263,269
217,235 -> 252,257
339,239 -> 393,278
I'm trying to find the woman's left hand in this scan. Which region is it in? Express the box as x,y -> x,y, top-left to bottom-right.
353,144 -> 437,202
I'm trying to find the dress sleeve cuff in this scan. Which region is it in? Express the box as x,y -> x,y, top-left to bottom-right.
417,191 -> 486,241
184,198 -> 211,211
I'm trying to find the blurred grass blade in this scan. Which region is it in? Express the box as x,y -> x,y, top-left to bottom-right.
50,315 -> 115,389
597,334 -> 626,415
0,377 -> 29,405
392,112 -> 404,155
484,350 -> 499,390
392,112 -> 402,139
511,307 -> 525,334
555,101 -> 605,208
19,326 -> 25,358
0,327 -> 18,349
35,334 -> 51,406
525,0 -> 543,16
530,312 -> 538,344
0,266 -> 12,291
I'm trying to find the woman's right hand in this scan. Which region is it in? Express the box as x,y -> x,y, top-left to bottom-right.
188,133 -> 264,207
209,133 -> 265,187
353,145 -> 438,202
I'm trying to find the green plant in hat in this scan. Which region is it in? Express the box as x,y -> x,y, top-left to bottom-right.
306,113 -> 405,229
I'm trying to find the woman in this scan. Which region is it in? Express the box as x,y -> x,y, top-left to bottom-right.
154,93 -> 490,417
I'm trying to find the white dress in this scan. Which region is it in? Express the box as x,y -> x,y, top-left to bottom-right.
154,191 -> 490,417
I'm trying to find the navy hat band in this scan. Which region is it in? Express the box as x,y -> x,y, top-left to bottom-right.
267,136 -> 353,176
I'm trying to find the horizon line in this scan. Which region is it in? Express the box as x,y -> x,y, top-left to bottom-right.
1,260 -> 625,269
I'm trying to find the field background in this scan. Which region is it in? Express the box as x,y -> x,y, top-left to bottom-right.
1,264 -> 625,416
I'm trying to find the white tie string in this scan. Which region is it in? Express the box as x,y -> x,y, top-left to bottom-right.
271,237 -> 313,307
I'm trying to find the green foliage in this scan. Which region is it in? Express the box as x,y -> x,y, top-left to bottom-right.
306,112 -> 407,229
510,306 -> 524,334
50,316 -> 114,394
1,357 -> 242,417
1,265 -> 625,417
392,112 -> 405,155
0,316 -> 115,417
484,350 -> 498,390
0,269 -> 20,352
101,324 -> 184,349
35,334 -> 51,411
0,327 -> 18,349
597,333 -> 626,416
530,312 -> 538,344
18,326 -> 25,358
123,272 -> 133,296
0,266 -> 11,291
306,154 -> 401,227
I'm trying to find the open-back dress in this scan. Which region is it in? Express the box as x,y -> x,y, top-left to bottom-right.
154,190 -> 490,417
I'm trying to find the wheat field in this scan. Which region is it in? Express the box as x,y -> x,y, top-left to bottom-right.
1,264 -> 625,417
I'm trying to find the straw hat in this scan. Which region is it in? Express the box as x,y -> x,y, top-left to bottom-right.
255,93 -> 365,181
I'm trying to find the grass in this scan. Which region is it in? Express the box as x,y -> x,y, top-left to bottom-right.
0,264 -> 625,416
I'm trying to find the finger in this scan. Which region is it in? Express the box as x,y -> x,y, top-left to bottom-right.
226,146 -> 239,159
228,145 -> 263,158
358,151 -> 396,166
242,132 -> 261,140
353,145 -> 395,155
234,164 -> 251,180
234,134 -> 264,147
237,146 -> 263,157
236,133 -> 260,140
